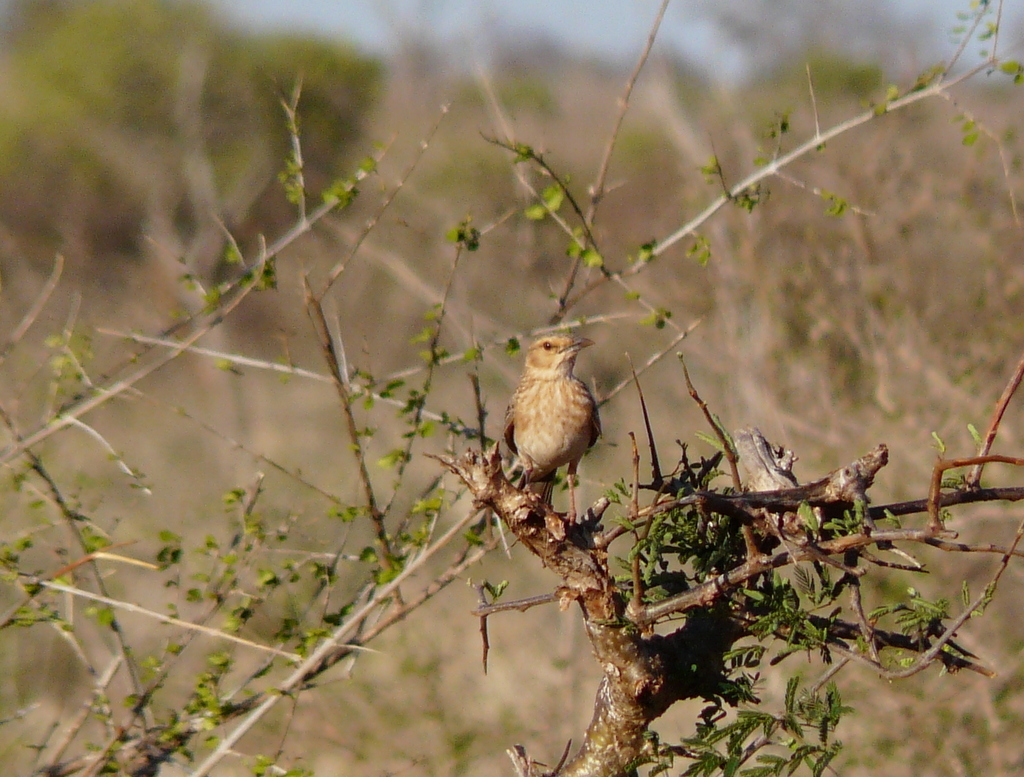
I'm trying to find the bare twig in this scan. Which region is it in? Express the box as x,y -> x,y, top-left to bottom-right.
320,104 -> 449,297
929,455 -> 1024,531
879,515 -> 1024,680
586,0 -> 670,222
0,252 -> 63,366
37,581 -> 302,660
189,507 -> 483,777
472,593 -> 558,618
628,433 -> 645,614
304,279 -> 393,569
629,355 -> 662,487
680,356 -> 740,488
0,243 -> 274,467
280,79 -> 307,222
600,318 -> 702,405
968,345 -> 1024,486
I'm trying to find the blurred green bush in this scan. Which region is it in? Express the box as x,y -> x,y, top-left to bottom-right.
0,0 -> 381,273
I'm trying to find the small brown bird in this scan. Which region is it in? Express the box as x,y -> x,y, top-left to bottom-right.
504,334 -> 601,523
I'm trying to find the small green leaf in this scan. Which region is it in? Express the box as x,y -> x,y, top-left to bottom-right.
822,190 -> 848,217
512,142 -> 535,162
358,156 -> 377,175
695,431 -> 726,454
639,307 -> 671,329
484,580 -> 509,600
700,155 -> 721,183
446,220 -> 481,250
634,241 -> 656,264
541,183 -> 564,212
687,235 -> 712,266
524,203 -> 547,220
223,243 -> 243,265
967,423 -> 982,446
798,502 -> 819,533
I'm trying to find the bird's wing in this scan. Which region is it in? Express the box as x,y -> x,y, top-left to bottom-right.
589,399 -> 602,448
503,401 -> 518,454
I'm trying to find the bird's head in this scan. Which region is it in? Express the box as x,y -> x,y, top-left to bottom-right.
524,334 -> 594,377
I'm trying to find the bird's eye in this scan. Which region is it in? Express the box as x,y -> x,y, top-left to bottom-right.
542,341 -> 553,350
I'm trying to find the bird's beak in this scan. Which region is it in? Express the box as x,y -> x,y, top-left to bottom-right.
572,337 -> 594,351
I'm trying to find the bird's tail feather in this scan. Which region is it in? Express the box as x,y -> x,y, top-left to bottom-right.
520,472 -> 555,505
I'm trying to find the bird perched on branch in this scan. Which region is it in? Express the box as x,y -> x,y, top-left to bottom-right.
504,334 -> 601,523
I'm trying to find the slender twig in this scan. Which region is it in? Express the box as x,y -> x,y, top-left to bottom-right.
968,345 -> 1024,487
472,593 -> 558,618
656,64 -> 989,259
475,584 -> 491,672
879,515 -> 1024,680
773,169 -> 874,216
547,0 -> 670,324
470,373 -> 488,454
806,64 -> 821,139
0,252 -> 63,366
929,455 -> 1024,531
679,356 -> 740,489
100,329 -> 478,439
304,280 -> 393,570
808,656 -> 851,696
942,0 -> 992,78
320,104 -> 450,297
0,245 -> 273,467
42,291 -> 83,421
600,318 -> 702,405
42,656 -> 122,769
628,433 -> 645,613
64,417 -> 151,495
924,537 -> 1024,558
280,79 -> 307,222
628,355 -> 662,487
848,568 -> 882,665
586,0 -> 670,223
485,134 -> 688,333
555,59 -> 1000,322
935,91 -> 1020,226
189,507 -> 483,777
487,137 -> 599,253
383,241 -> 466,516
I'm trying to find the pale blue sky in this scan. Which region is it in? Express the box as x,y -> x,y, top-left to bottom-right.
210,0 -> 1023,80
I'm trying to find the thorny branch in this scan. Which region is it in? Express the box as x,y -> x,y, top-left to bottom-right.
439,422 -> 1024,777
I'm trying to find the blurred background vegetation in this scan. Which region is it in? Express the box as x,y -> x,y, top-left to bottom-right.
0,0 -> 1022,775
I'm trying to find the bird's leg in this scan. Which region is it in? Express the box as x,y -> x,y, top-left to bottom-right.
567,462 -> 579,524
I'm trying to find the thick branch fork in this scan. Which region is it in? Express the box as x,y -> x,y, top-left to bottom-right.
440,448 -> 739,777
